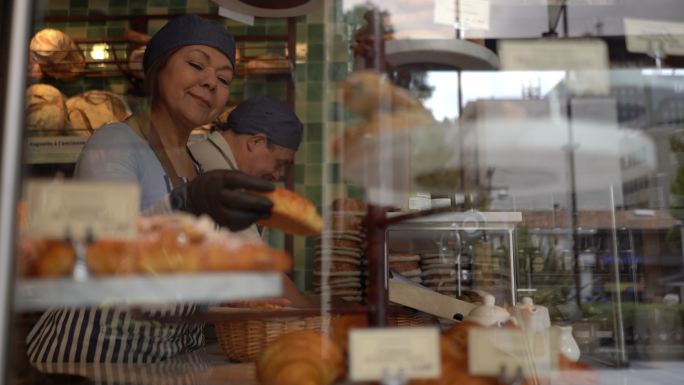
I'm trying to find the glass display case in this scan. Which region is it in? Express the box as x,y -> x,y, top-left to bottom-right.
2,0 -> 684,384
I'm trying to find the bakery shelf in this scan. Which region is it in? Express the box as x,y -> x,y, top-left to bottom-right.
385,39 -> 499,70
15,272 -> 282,311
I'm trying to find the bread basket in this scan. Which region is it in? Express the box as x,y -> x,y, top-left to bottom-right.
214,308 -> 436,362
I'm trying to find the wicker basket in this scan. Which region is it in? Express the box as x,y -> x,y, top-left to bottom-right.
214,310 -> 437,362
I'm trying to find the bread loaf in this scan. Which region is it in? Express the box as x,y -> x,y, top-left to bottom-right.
25,84 -> 68,136
67,90 -> 132,136
257,331 -> 344,385
30,28 -> 85,81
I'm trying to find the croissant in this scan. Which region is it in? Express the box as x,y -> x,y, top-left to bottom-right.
257,331 -> 344,385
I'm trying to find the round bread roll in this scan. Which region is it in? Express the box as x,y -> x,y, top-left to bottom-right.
30,28 -> 85,81
128,45 -> 145,79
25,84 -> 68,136
67,90 -> 132,136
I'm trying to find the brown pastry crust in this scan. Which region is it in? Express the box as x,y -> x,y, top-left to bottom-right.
253,187 -> 323,236
257,331 -> 344,385
19,239 -> 75,277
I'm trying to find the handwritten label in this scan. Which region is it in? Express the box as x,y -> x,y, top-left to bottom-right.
26,136 -> 88,164
500,39 -> 608,71
499,39 -> 609,95
624,18 -> 684,56
25,180 -> 140,240
349,327 -> 440,381
458,0 -> 490,31
468,328 -> 559,377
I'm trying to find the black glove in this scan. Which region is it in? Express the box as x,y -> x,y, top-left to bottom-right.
170,170 -> 275,231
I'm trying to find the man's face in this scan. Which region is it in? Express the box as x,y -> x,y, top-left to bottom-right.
237,134 -> 296,182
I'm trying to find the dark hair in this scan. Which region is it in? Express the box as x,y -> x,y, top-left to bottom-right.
143,48 -> 179,102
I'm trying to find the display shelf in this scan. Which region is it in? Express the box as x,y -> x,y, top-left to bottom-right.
385,39 -> 499,70
387,211 -> 522,230
15,272 -> 282,311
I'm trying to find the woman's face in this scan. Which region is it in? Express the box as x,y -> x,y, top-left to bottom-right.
156,45 -> 233,128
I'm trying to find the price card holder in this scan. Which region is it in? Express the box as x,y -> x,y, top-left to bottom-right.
25,180 -> 140,241
624,18 -> 684,56
468,328 -> 559,379
499,39 -> 609,96
349,327 -> 440,383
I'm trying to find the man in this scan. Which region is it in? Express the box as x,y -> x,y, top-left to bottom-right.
190,95 -> 303,240
189,95 -> 309,306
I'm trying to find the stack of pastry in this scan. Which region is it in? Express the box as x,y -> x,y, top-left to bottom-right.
388,252 -> 422,284
421,252 -> 460,295
314,198 -> 367,303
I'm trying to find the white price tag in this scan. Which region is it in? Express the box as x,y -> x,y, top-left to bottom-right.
349,327 -> 441,381
499,39 -> 608,71
624,18 -> 684,56
26,136 -> 87,164
468,328 -> 559,377
499,39 -> 609,95
458,0 -> 490,31
25,180 -> 140,240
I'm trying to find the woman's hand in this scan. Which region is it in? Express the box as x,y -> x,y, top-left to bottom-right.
171,170 -> 275,231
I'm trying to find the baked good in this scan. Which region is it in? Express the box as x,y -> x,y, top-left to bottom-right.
28,52 -> 43,81
257,331 -> 344,385
19,239 -> 75,277
339,70 -> 426,118
85,214 -> 291,275
253,187 -> 323,236
67,90 -> 132,136
330,198 -> 366,213
25,84 -> 68,136
30,28 -> 85,81
328,214 -> 364,232
246,53 -> 292,74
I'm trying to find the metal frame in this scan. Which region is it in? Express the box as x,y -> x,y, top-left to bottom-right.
0,1 -> 33,382
387,212 -> 522,306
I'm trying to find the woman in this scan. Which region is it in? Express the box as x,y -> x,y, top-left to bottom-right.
26,15 -> 273,364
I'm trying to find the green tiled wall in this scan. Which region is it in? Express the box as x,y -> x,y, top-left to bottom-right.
36,0 -> 363,291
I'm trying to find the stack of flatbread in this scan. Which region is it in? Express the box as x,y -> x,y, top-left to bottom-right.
314,198 -> 367,303
420,252 -> 461,296
388,253 -> 422,284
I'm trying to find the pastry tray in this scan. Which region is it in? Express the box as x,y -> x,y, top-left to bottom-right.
15,272 -> 282,310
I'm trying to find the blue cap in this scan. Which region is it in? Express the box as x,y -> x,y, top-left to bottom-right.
143,15 -> 236,73
225,96 -> 304,151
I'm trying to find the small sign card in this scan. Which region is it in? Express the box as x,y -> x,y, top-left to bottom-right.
25,180 -> 140,240
468,328 -> 559,377
458,0 -> 491,31
624,18 -> 684,56
349,327 -> 441,382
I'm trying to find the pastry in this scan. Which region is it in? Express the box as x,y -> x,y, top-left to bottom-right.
339,70 -> 427,118
257,331 -> 344,385
19,239 -> 75,277
253,187 -> 323,236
